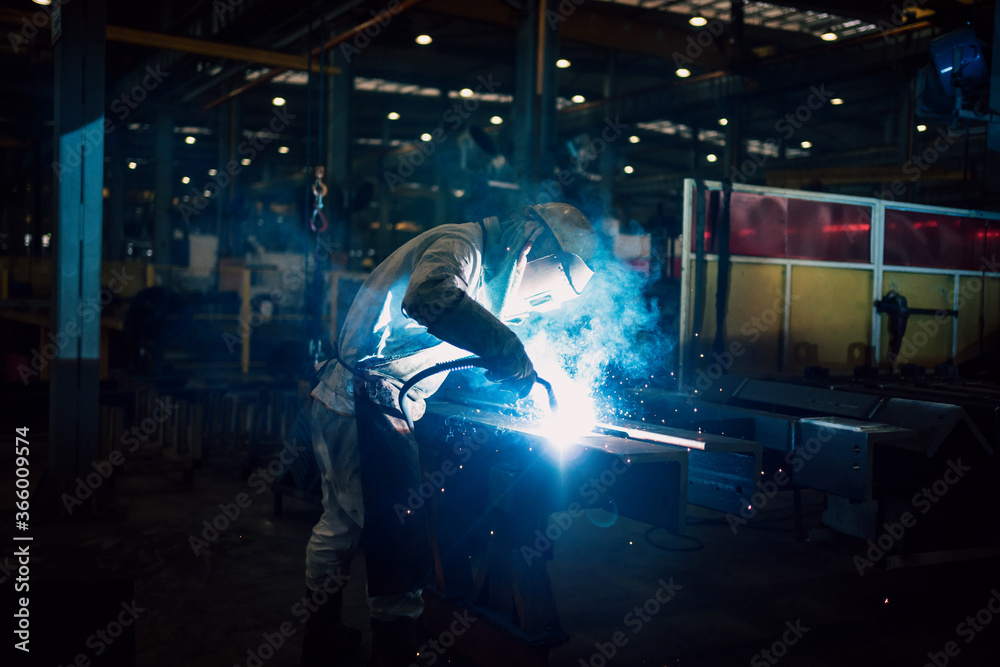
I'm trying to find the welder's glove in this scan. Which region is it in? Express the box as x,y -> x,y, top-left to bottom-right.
482,339 -> 537,400
422,293 -> 537,399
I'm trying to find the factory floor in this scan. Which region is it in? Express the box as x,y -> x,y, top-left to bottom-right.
5,450 -> 999,667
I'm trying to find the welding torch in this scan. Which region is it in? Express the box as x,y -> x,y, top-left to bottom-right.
398,356 -> 558,430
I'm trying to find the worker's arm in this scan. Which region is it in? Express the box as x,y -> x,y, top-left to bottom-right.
402,234 -> 536,397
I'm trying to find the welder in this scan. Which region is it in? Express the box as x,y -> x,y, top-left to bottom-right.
300,203 -> 597,666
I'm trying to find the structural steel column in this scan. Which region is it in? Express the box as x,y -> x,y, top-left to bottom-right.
46,0 -> 106,519
325,48 -> 353,252
107,129 -> 126,261
598,51 -> 617,214
514,0 -> 559,184
986,1 -> 1000,197
153,110 -> 174,263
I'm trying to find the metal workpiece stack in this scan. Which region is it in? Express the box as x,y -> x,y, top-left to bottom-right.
625,376 -> 1000,567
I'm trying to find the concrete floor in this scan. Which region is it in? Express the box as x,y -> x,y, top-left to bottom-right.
3,447 -> 999,667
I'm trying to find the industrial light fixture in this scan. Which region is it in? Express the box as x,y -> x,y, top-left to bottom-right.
689,16 -> 708,27
128,161 -> 137,170
800,140 -> 812,148
181,176 -> 190,184
278,146 -> 289,154
490,116 -> 503,125
629,135 -> 640,144
831,98 -> 844,105
272,96 -> 286,106
459,88 -> 474,97
917,124 -> 927,132
387,111 -> 400,120
185,136 -> 196,144
718,118 -> 728,126
623,165 -> 634,174
415,34 -> 432,45
706,154 -> 718,162
556,59 -> 571,68
420,133 -> 432,141
208,169 -> 218,176
241,158 -> 251,165
571,94 -> 586,103
32,0 -> 52,6
675,68 -> 691,78
820,32 -> 838,41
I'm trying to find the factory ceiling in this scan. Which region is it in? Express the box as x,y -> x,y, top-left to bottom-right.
0,0 -> 995,242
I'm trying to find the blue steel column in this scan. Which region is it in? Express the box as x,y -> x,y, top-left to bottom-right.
46,0 -> 106,518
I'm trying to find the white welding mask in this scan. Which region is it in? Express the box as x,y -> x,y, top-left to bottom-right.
504,251 -> 594,321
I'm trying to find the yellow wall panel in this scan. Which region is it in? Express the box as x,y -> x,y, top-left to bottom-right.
878,272 -> 954,368
688,260 -> 786,378
956,276 -> 1000,364
788,266 -> 873,370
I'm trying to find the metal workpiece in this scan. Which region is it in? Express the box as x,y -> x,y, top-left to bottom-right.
416,400 -> 690,532
719,378 -> 888,419
792,416 -> 912,502
628,386 -> 799,451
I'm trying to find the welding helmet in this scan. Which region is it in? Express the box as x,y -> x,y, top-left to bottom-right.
504,203 -> 597,320
524,203 -> 597,266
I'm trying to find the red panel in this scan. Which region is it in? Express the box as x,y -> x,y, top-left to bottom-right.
689,187 -> 871,262
786,199 -> 871,262
728,192 -> 789,258
883,209 -> 990,270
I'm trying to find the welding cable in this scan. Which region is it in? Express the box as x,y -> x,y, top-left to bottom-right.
398,357 -> 558,430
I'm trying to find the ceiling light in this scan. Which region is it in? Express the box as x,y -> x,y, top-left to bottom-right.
203,190 -> 212,197
556,59 -> 571,68
181,176 -> 190,184
32,0 -> 52,6
689,16 -> 708,27
185,136 -> 196,144
272,97 -> 286,106
240,158 -> 251,166
420,133 -> 432,141
208,169 -> 218,176
820,32 -> 838,41
706,154 -> 718,162
128,161 -> 137,170
675,68 -> 691,78
718,118 -> 728,126
623,165 -> 634,174
415,34 -> 432,45
800,141 -> 812,148
917,124 -> 927,132
459,88 -> 474,97
387,112 -> 400,120
831,98 -> 844,105
629,135 -> 640,144
571,94 -> 586,103
490,116 -> 503,125
278,146 -> 289,154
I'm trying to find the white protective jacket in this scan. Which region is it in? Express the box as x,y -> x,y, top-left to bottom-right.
312,216 -> 541,415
